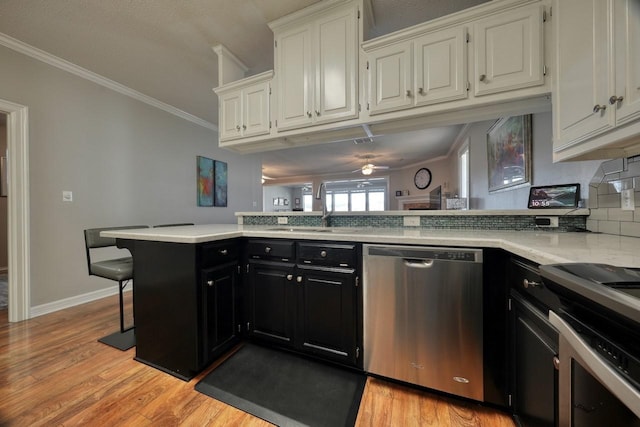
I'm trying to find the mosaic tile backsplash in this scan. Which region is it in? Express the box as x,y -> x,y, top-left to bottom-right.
242,213 -> 587,232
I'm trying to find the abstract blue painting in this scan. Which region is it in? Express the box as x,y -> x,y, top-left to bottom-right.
214,160 -> 228,207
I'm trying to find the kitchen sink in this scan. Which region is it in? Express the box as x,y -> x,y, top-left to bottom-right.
266,227 -> 353,233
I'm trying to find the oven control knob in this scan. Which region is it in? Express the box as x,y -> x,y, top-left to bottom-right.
523,279 -> 541,288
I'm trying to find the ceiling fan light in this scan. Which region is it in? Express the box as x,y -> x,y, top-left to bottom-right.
362,164 -> 374,175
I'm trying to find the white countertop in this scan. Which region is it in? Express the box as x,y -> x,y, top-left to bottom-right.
102,224 -> 640,268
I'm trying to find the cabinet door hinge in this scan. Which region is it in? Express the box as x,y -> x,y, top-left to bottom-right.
274,40 -> 277,48
247,321 -> 250,331
358,104 -> 361,112
275,119 -> 278,128
508,298 -> 512,311
237,324 -> 242,333
508,394 -> 513,407
246,264 -> 250,273
366,60 -> 369,70
367,102 -> 370,110
269,87 -> 272,95
237,265 -> 241,274
355,276 -> 359,287
357,9 -> 360,19
543,65 -> 547,76
466,32 -> 470,43
356,346 -> 360,359
466,81 -> 470,91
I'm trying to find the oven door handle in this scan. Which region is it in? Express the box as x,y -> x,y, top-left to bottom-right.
549,310 -> 640,419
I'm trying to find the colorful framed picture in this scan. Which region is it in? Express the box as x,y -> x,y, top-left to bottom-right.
197,156 -> 214,206
486,114 -> 532,193
214,160 -> 228,207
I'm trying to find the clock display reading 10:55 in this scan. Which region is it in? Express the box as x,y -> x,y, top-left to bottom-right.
414,168 -> 432,190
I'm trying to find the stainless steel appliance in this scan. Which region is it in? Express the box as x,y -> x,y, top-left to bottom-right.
363,244 -> 484,401
541,263 -> 640,426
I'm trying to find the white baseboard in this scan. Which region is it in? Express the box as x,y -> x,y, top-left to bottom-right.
29,286 -> 132,319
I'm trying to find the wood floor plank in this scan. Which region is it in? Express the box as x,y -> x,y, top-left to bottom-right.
0,294 -> 515,427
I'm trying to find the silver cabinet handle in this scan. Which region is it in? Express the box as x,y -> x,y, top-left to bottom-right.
242,124 -> 246,130
286,274 -> 293,281
406,90 -> 411,97
315,110 -> 320,116
236,125 -> 240,131
265,246 -> 271,254
320,250 -> 327,258
219,249 -> 228,256
296,276 -> 303,283
207,280 -> 214,287
609,95 -> 624,105
553,356 -> 560,370
307,111 -> 312,118
593,104 -> 607,113
523,278 -> 541,288
479,74 -> 486,82
418,87 -> 424,95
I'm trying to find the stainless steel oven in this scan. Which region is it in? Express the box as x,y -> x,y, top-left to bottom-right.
541,264 -> 640,426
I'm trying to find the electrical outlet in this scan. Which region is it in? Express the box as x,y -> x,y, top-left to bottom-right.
621,189 -> 635,211
62,191 -> 73,202
403,216 -> 420,227
534,216 -> 558,227
277,216 -> 288,225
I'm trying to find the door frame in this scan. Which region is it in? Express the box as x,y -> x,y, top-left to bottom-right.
0,98 -> 30,322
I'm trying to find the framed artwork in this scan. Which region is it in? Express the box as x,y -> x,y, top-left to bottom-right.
197,156 -> 214,206
486,114 -> 532,193
214,160 -> 228,207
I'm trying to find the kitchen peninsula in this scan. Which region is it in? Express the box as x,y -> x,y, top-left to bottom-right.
102,219 -> 640,416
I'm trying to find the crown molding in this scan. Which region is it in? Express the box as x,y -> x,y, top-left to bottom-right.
0,32 -> 218,131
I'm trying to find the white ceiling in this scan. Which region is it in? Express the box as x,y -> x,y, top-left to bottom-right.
0,0 -> 488,178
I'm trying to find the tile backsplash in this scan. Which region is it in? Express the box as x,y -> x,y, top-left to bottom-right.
587,156 -> 640,238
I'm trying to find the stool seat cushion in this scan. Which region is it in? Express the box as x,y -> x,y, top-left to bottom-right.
89,257 -> 133,282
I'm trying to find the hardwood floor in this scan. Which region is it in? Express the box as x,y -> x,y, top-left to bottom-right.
0,294 -> 515,426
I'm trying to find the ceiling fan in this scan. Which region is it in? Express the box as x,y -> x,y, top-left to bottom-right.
351,156 -> 389,175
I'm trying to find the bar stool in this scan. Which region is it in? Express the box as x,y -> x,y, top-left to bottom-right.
84,225 -> 148,350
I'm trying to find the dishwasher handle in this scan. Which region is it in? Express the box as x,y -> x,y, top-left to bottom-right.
404,259 -> 434,268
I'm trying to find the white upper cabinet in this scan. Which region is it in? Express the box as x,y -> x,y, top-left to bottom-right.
368,27 -> 468,115
553,0 -> 640,160
215,71 -> 273,143
273,1 -> 359,132
414,27 -> 468,106
368,42 -> 412,114
473,4 -> 544,96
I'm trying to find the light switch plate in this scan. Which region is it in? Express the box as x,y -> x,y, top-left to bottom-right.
403,216 -> 420,227
621,189 -> 635,211
62,191 -> 73,202
277,216 -> 288,225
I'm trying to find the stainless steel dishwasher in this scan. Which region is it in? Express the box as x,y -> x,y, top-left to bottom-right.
363,244 -> 484,401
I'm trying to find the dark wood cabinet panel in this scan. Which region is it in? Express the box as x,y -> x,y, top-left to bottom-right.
202,263 -> 238,362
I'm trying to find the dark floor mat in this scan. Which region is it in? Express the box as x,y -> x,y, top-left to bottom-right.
195,343 -> 366,427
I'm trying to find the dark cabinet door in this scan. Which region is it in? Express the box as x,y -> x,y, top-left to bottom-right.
202,263 -> 238,363
247,260 -> 296,345
512,292 -> 558,427
296,265 -> 357,365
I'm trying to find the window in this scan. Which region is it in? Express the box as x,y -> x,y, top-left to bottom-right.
321,178 -> 388,212
458,140 -> 469,208
303,194 -> 313,212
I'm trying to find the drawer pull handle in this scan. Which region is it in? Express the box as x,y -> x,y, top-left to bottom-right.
286,274 -> 293,281
418,87 -> 424,95
320,250 -> 327,258
609,95 -> 624,105
207,280 -> 214,287
479,74 -> 487,82
523,278 -> 541,288
553,356 -> 560,370
406,89 -> 411,97
265,246 -> 271,254
219,249 -> 228,255
297,276 -> 303,283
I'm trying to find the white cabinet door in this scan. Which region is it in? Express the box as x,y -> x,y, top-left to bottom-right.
473,4 -> 544,96
614,0 -> 640,126
243,81 -> 271,138
368,42 -> 412,115
414,27 -> 468,107
554,0 -> 614,149
315,5 -> 358,124
219,91 -> 242,141
275,25 -> 313,131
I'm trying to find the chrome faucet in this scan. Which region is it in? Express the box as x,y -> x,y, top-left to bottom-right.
315,182 -> 333,227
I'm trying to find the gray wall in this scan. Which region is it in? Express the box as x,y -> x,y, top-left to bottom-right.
0,45 -> 262,307
467,112 -> 601,210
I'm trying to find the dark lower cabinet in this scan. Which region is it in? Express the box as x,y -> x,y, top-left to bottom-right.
244,239 -> 361,368
247,260 -> 296,344
202,262 -> 238,363
297,265 -> 357,365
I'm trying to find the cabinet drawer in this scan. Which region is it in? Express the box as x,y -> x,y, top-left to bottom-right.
509,258 -> 560,312
297,242 -> 357,267
200,241 -> 239,268
247,239 -> 295,261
